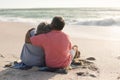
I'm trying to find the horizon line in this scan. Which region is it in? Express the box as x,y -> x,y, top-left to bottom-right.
0,7 -> 120,10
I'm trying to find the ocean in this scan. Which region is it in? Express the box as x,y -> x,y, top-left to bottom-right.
0,8 -> 120,26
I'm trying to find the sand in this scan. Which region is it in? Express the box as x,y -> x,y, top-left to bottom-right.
0,21 -> 120,80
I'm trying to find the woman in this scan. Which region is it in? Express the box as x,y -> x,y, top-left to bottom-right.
10,22 -> 51,69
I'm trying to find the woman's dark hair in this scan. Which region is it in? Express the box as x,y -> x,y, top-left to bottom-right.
35,22 -> 51,35
51,16 -> 65,30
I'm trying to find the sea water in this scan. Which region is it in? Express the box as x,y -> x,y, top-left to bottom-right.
0,8 -> 120,26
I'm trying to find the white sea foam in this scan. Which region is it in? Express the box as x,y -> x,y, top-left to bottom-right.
1,16 -> 120,27
67,17 -> 120,26
0,16 -> 51,24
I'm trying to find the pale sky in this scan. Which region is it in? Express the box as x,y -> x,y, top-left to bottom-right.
0,0 -> 120,8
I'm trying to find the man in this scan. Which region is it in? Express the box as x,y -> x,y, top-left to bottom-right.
31,16 -> 72,69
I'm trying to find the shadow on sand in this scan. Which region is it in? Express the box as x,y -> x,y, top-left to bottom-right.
0,67 -> 57,80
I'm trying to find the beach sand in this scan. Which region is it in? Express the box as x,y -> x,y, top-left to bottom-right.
0,22 -> 120,80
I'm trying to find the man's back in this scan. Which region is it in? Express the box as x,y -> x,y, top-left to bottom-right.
31,30 -> 72,68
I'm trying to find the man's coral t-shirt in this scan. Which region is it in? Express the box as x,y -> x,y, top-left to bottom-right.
30,30 -> 72,68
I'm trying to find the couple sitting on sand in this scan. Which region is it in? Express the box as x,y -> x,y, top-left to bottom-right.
16,16 -> 80,73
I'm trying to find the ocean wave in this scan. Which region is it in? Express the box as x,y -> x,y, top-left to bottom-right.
67,18 -> 120,26
0,16 -> 120,26
0,16 -> 51,24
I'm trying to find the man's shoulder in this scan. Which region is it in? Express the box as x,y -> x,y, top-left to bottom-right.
61,31 -> 70,38
57,31 -> 68,36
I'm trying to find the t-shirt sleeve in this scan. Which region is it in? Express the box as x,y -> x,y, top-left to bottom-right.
30,35 -> 44,47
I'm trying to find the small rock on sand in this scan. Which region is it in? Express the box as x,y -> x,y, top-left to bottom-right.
0,53 -> 5,58
117,56 -> 120,60
86,57 -> 96,61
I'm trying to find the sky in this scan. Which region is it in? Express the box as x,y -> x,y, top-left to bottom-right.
0,0 -> 120,9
